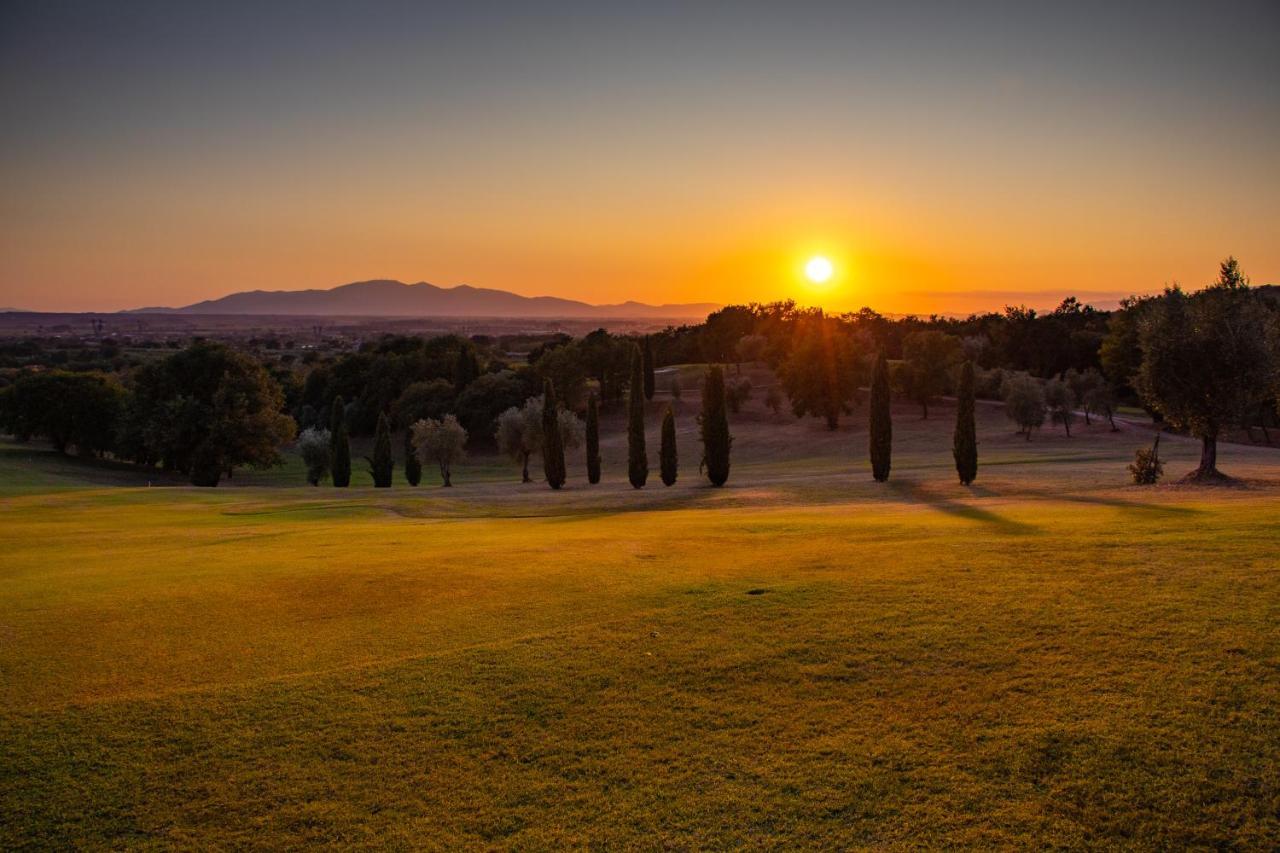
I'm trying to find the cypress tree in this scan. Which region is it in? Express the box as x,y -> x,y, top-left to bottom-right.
642,335 -> 656,401
585,391 -> 601,484
953,359 -> 978,486
701,365 -> 731,486
329,395 -> 351,487
368,411 -> 394,487
627,344 -> 648,488
542,378 -> 566,490
659,405 -> 678,486
403,427 -> 422,486
869,352 -> 892,482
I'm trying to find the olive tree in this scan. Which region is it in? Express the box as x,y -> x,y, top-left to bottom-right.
1002,374 -> 1046,440
495,395 -> 585,483
297,427 -> 331,486
412,415 -> 467,487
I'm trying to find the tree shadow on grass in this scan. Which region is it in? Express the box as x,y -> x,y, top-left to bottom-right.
887,479 -> 1039,535
1054,493 -> 1204,517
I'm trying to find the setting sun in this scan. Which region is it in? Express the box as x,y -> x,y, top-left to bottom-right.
805,256 -> 834,284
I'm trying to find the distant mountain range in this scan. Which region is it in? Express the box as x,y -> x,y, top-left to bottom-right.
125,280 -> 719,319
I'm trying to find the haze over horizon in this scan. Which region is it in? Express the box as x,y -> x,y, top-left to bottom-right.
2,0 -> 1277,314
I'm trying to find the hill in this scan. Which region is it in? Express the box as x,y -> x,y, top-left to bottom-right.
125,279 -> 720,319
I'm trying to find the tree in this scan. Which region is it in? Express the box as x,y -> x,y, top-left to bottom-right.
726,379 -> 752,414
0,370 -> 125,456
764,386 -> 784,415
412,415 -> 467,487
642,335 -> 656,400
1002,374 -> 1046,439
534,342 -> 588,408
454,370 -> 537,443
779,319 -> 860,429
1044,378 -> 1076,437
330,396 -> 351,487
627,344 -> 648,488
496,394 -> 583,484
659,406 -> 678,486
542,379 -> 567,489
1129,434 -> 1164,485
1084,383 -> 1120,431
392,379 -> 455,430
367,411 -> 394,487
869,351 -> 892,482
901,330 -> 961,419
953,360 -> 977,486
735,334 -> 768,365
1134,262 -> 1278,480
585,392 -> 601,484
453,343 -> 481,392
403,428 -> 422,486
1064,367 -> 1103,425
124,342 -> 295,486
297,427 -> 331,486
700,366 -> 732,486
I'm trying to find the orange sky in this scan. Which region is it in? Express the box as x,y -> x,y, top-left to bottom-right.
2,2 -> 1277,314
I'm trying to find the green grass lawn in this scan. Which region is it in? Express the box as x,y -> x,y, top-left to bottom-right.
2,401 -> 1279,848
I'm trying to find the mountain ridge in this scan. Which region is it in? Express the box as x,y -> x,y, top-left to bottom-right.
124,280 -> 719,319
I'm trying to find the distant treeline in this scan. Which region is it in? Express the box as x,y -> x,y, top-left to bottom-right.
2,258 -> 1278,485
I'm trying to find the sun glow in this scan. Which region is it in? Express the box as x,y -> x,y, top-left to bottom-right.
805,256 -> 834,284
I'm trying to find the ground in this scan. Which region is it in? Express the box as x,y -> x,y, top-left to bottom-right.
2,386 -> 1279,848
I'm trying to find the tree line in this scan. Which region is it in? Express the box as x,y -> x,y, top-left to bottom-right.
2,257 -> 1277,486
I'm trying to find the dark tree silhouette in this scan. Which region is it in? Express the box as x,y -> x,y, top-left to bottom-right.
660,405 -> 678,486
700,366 -> 732,487
627,344 -> 648,488
642,335 -> 656,400
329,396 -> 351,487
542,378 -> 567,490
403,427 -> 422,486
869,352 -> 892,482
953,360 -> 978,485
368,411 -> 394,487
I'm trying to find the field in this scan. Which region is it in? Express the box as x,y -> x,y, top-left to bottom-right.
3,390 -> 1279,848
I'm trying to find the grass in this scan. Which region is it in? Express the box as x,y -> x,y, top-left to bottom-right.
2,398 -> 1279,848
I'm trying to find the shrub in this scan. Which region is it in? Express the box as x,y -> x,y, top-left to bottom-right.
1129,435 -> 1164,485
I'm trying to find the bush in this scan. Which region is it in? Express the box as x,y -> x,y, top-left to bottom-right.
1129,435 -> 1164,485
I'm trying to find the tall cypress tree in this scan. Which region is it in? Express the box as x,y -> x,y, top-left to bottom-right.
627,344 -> 648,488
542,378 -> 566,490
953,359 -> 978,486
869,352 -> 892,482
701,365 -> 731,486
403,427 -> 422,486
659,405 -> 678,486
368,411 -> 394,487
642,335 -> 656,401
585,391 -> 601,484
329,395 -> 351,487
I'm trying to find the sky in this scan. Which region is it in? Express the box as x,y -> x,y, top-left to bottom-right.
1,0 -> 1277,314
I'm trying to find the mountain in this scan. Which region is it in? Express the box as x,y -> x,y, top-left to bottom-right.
126,280 -> 719,319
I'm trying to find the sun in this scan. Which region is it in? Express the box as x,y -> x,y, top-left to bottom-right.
805,256 -> 834,284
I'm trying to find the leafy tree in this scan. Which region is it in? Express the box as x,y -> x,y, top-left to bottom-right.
1084,382 -> 1120,431
642,335 -> 656,400
454,370 -> 537,443
534,342 -> 588,408
627,344 -> 648,488
412,415 -> 467,487
1064,367 -> 1103,425
367,411 -> 394,487
403,428 -> 422,486
953,360 -> 977,485
869,351 -> 892,481
496,394 -> 584,483
297,427 -> 331,486
1099,295 -> 1156,396
1002,374 -> 1046,439
700,365 -> 732,486
330,395 -> 352,487
1044,378 -> 1076,436
764,386 -> 784,415
585,391 -> 601,484
901,330 -> 961,418
1134,261 -> 1278,480
700,305 -> 755,365
542,379 -> 567,490
779,319 -> 860,429
125,342 -> 294,486
735,334 -> 768,365
392,379 -> 455,430
659,405 -> 678,486
579,329 -> 631,408
0,370 -> 125,456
